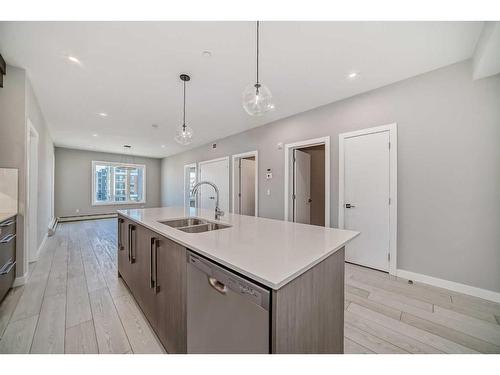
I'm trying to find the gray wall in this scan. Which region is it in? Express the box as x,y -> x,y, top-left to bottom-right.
55,147 -> 162,217
0,65 -> 55,278
161,60 -> 500,293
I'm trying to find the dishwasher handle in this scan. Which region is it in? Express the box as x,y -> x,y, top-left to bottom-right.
208,276 -> 227,294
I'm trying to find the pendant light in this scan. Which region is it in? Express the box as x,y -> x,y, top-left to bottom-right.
242,21 -> 275,116
175,74 -> 194,145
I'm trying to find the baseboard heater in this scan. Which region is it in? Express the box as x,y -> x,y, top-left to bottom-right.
57,213 -> 118,223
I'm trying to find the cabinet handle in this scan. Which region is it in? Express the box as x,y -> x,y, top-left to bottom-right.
0,260 -> 16,275
0,219 -> 15,227
0,233 -> 16,244
117,218 -> 124,250
150,237 -> 155,289
150,237 -> 160,293
128,224 -> 136,264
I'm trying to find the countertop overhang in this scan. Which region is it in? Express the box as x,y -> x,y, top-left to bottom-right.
0,212 -> 17,223
117,207 -> 359,290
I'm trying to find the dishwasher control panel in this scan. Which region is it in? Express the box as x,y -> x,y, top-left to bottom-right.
187,252 -> 270,311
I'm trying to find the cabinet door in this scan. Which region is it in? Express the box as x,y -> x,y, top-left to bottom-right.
131,226 -> 158,329
154,235 -> 187,353
117,217 -> 131,284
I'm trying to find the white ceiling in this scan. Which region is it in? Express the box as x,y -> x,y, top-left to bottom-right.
0,21 -> 484,158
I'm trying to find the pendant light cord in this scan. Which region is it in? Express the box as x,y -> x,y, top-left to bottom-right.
256,20 -> 260,86
182,79 -> 186,131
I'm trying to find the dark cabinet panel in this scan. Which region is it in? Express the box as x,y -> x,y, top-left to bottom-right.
117,216 -> 133,287
155,235 -> 187,353
132,227 -> 159,330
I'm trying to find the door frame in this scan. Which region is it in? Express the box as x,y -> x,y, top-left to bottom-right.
197,156 -> 230,211
25,118 -> 40,268
231,150 -> 258,217
338,123 -> 398,275
183,163 -> 197,209
284,136 -> 330,227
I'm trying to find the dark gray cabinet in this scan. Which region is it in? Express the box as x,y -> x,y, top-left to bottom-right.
0,215 -> 16,302
117,215 -> 187,354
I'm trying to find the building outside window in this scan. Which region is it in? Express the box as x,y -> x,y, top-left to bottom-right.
92,161 -> 146,205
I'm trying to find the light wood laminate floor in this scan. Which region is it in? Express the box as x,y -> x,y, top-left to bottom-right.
1,219 -> 499,354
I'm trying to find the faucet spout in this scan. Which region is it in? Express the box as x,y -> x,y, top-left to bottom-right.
191,181 -> 224,220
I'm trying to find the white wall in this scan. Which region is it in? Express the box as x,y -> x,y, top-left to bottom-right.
161,60 -> 500,294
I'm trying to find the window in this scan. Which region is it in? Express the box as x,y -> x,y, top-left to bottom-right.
92,161 -> 146,205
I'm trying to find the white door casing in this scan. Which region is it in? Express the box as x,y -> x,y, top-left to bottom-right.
198,157 -> 230,214
339,123 -> 397,274
293,149 -> 311,224
284,136 -> 330,227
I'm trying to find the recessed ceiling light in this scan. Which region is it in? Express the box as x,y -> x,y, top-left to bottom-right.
67,55 -> 81,64
97,112 -> 108,117
161,144 -> 166,148
202,51 -> 212,58
347,72 -> 359,79
92,133 -> 98,137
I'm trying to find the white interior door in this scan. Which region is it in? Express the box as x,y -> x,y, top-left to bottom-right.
198,158 -> 229,214
239,158 -> 256,216
293,149 -> 311,224
343,131 -> 390,271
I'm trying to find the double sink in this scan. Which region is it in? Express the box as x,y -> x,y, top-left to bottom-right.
158,217 -> 231,233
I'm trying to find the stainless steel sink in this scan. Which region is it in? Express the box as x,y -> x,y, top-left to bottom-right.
178,222 -> 231,233
158,217 -> 231,233
159,218 -> 207,228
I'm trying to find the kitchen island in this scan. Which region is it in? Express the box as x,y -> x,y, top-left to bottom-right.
117,207 -> 358,354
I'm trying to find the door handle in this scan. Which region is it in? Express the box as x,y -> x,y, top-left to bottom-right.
345,203 -> 356,208
209,196 -> 215,200
308,198 -> 312,203
208,276 -> 227,294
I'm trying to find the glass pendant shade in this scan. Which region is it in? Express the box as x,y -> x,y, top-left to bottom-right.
174,125 -> 193,145
242,83 -> 275,116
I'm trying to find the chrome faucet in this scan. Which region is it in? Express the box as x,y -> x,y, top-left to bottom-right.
191,181 -> 224,220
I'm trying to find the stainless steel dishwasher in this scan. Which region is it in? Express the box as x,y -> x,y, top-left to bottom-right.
187,251 -> 270,353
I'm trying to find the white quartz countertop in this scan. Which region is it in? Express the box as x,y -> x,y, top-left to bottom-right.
0,212 -> 16,223
118,207 -> 359,290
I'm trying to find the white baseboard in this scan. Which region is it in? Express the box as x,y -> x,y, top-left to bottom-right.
58,213 -> 117,222
13,271 -> 29,287
30,233 -> 48,262
396,269 -> 500,304
48,216 -> 57,236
